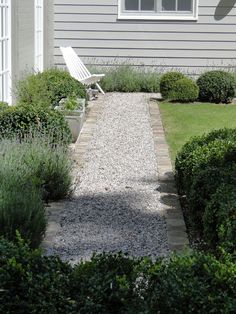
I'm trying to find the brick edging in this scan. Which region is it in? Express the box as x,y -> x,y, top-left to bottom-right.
149,99 -> 189,252
42,96 -> 105,249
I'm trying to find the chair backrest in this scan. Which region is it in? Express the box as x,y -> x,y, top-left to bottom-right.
60,47 -> 91,82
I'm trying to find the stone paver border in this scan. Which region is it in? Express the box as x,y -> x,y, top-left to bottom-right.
43,96 -> 105,249
149,99 -> 189,252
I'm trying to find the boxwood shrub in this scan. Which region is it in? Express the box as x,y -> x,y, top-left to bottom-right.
1,239 -> 236,314
160,71 -> 185,99
186,164 -> 236,230
0,105 -> 72,145
175,128 -> 236,194
0,236 -> 76,313
197,70 -> 235,103
168,77 -> 199,102
203,184 -> 236,254
15,68 -> 86,108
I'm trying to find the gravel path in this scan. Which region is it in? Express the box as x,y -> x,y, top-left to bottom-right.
49,93 -> 169,262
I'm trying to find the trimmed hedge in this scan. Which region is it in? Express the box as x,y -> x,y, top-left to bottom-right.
186,164 -> 236,229
1,238 -> 236,313
168,77 -> 199,102
160,71 -> 185,99
175,128 -> 236,194
0,105 -> 72,145
15,68 -> 86,108
197,70 -> 235,103
203,184 -> 236,253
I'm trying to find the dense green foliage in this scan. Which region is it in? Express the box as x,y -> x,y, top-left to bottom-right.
197,70 -> 235,103
1,238 -> 236,313
175,128 -> 236,253
203,184 -> 236,253
15,68 -> 86,107
168,77 -> 199,102
0,105 -> 72,144
0,101 -> 8,111
0,236 -> 76,313
100,66 -> 161,93
160,71 -> 185,99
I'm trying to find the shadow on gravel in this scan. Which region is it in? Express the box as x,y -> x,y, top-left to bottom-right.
51,189 -> 169,260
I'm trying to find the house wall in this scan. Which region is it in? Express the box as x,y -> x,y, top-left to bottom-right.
11,0 -> 54,83
54,0 -> 236,75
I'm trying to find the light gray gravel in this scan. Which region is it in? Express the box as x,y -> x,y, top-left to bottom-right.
48,93 -> 169,262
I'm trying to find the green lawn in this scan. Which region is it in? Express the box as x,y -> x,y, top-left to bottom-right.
159,102 -> 236,163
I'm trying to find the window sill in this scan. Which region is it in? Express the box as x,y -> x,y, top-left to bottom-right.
117,14 -> 198,21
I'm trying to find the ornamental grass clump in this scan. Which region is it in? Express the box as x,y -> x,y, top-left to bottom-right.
100,65 -> 161,93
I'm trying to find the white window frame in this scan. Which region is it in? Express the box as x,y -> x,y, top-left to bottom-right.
0,0 -> 12,104
34,0 -> 44,72
118,0 -> 198,20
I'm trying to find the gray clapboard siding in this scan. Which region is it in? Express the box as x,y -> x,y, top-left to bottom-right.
54,0 -> 236,74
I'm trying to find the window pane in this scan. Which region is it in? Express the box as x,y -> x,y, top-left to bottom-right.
162,0 -> 176,11
141,0 -> 154,10
125,0 -> 139,10
178,0 -> 192,11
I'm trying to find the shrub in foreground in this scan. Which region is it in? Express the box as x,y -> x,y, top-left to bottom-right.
203,184 -> 236,253
0,101 -> 8,111
197,70 -> 235,103
168,77 -> 199,102
15,68 -> 86,107
1,238 -> 236,314
0,105 -> 72,144
0,236 -> 76,313
160,71 -> 185,99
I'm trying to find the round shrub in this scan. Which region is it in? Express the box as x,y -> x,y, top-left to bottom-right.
0,105 -> 72,145
197,70 -> 235,103
186,164 -> 236,230
168,77 -> 199,102
175,128 -> 236,194
160,71 -> 185,99
176,139 -> 236,195
203,184 -> 236,253
0,236 -> 76,313
15,68 -> 87,107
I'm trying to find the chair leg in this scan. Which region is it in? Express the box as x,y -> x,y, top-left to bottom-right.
96,83 -> 105,95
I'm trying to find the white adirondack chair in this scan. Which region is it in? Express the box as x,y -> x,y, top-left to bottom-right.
60,46 -> 105,94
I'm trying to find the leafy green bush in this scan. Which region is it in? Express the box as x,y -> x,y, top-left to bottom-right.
100,66 -> 160,93
72,253 -> 142,314
186,164 -> 236,230
0,101 -> 8,111
145,252 -> 236,313
197,70 -> 235,103
168,77 -> 199,102
160,71 -> 185,99
15,68 -> 86,107
0,135 -> 72,201
175,128 -> 236,193
203,184 -> 236,253
0,236 -> 76,313
1,240 -> 236,314
0,105 -> 72,144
